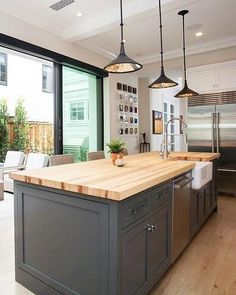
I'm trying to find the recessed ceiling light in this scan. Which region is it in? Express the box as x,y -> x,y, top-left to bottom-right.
178,77 -> 182,80
76,12 -> 83,17
123,39 -> 126,43
195,32 -> 203,37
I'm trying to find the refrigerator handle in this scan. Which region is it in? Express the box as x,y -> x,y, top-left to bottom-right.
216,112 -> 220,153
211,113 -> 215,153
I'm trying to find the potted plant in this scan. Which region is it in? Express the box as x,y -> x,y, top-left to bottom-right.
106,138 -> 125,165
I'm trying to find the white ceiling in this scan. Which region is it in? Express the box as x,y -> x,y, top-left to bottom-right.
0,0 -> 236,75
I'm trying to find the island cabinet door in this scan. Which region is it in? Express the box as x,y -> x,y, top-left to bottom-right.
121,203 -> 172,295
190,189 -> 206,237
190,190 -> 200,238
147,203 -> 172,284
15,185 -> 109,295
205,181 -> 213,218
198,189 -> 206,225
121,221 -> 148,295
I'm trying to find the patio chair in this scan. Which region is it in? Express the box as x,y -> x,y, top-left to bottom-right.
0,151 -> 26,182
49,154 -> 74,166
0,151 -> 25,168
4,152 -> 49,193
87,151 -> 105,161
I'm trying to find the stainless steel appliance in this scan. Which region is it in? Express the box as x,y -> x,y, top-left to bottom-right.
188,93 -> 236,196
172,173 -> 193,262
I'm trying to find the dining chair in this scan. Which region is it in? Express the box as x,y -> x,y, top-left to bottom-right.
87,151 -> 105,161
49,154 -> 74,166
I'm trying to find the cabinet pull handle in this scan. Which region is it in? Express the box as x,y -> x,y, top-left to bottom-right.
146,224 -> 157,232
128,204 -> 145,215
158,193 -> 167,199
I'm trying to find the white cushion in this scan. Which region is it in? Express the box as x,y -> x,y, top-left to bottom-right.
4,151 -> 25,167
26,153 -> 49,170
4,174 -> 14,193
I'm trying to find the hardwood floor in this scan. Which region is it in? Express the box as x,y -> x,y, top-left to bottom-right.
0,193 -> 34,295
0,194 -> 236,295
150,196 -> 236,295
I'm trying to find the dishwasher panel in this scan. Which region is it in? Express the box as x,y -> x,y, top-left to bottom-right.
172,173 -> 193,263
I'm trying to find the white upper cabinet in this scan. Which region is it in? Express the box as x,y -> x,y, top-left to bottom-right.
216,64 -> 236,92
188,61 -> 236,94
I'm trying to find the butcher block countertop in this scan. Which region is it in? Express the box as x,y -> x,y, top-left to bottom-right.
10,152 -> 219,201
167,151 -> 220,162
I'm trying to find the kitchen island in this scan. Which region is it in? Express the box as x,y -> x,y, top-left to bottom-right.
11,152 -> 219,295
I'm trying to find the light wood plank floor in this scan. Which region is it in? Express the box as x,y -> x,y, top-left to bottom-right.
150,196 -> 236,295
0,194 -> 236,295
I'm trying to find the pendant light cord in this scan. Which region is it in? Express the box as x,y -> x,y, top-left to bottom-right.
120,0 -> 124,44
158,0 -> 164,69
182,14 -> 187,81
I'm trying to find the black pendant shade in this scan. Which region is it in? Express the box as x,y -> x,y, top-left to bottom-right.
175,10 -> 199,98
103,0 -> 142,74
104,42 -> 142,74
149,0 -> 178,89
149,66 -> 178,89
175,80 -> 199,98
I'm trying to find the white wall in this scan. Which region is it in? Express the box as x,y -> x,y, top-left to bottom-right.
0,47 -> 54,122
138,78 -> 151,144
0,12 -> 110,68
104,74 -> 139,155
149,80 -> 187,152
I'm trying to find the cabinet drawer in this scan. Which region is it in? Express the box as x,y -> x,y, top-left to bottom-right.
148,183 -> 172,210
121,197 -> 148,228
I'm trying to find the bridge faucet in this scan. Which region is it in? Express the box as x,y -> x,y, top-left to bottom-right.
160,117 -> 187,159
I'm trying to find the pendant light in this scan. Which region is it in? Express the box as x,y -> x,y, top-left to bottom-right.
103,0 -> 142,74
149,0 -> 178,89
175,10 -> 199,98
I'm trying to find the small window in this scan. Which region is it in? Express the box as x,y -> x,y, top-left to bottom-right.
42,65 -> 53,93
0,53 -> 7,86
69,101 -> 88,121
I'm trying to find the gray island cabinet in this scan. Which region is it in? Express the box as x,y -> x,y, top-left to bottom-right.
14,180 -> 173,295
11,152 -> 219,295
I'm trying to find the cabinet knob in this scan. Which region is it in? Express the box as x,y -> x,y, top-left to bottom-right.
146,224 -> 157,232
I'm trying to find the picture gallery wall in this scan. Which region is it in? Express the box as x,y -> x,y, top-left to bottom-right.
117,82 -> 139,136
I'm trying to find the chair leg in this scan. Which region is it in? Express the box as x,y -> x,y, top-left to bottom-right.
0,182 -> 4,201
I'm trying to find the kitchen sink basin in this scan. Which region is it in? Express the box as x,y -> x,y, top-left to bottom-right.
191,161 -> 213,190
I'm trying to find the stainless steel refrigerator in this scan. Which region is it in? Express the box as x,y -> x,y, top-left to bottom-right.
187,103 -> 236,196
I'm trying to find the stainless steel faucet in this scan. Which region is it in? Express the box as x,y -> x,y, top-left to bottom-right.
160,117 -> 187,159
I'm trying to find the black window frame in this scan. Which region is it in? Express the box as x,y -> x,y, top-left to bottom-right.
0,52 -> 7,86
0,33 -> 108,154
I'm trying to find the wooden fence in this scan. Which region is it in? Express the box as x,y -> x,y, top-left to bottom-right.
8,120 -> 54,154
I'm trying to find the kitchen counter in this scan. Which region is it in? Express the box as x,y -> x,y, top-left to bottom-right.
12,151 -> 219,295
10,151 -> 219,201
168,151 -> 220,162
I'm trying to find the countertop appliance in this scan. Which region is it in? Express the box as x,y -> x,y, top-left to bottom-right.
172,173 -> 193,262
187,91 -> 236,196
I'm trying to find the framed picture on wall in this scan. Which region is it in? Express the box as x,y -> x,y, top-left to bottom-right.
117,83 -> 122,90
152,110 -> 163,134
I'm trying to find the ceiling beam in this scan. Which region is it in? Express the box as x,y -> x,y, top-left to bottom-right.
63,0 -> 201,42
79,35 -> 236,65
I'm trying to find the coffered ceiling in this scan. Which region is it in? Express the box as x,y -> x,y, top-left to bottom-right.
0,0 -> 236,74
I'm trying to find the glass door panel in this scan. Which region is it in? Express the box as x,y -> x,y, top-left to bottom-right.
62,66 -> 101,162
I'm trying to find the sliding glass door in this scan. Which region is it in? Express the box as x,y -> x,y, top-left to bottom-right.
62,66 -> 103,162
